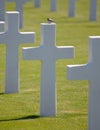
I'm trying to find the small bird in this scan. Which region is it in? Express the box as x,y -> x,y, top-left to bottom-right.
47,18 -> 54,23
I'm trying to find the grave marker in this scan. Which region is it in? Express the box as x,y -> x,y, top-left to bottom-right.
50,0 -> 57,11
90,0 -> 97,21
67,36 -> 100,130
23,23 -> 74,116
0,12 -> 35,93
34,0 -> 40,8
68,0 -> 76,17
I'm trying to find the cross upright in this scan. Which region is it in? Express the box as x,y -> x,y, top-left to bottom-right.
23,23 -> 74,116
0,12 -> 35,93
50,0 -> 57,11
68,0 -> 76,17
0,0 -> 5,21
89,0 -> 97,21
34,0 -> 40,8
67,36 -> 100,130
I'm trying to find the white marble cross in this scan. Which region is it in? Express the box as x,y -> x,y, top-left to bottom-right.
68,0 -> 76,17
89,0 -> 97,21
67,36 -> 100,130
50,0 -> 57,11
34,0 -> 40,8
0,12 -> 35,93
23,23 -> 74,116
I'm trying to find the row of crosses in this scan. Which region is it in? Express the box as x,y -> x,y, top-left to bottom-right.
68,0 -> 97,21
0,0 -> 98,26
0,0 -> 58,28
0,12 -> 100,130
0,1 -> 99,130
35,0 -> 98,21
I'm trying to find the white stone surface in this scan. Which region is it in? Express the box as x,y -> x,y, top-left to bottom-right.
68,0 -> 76,17
50,0 -> 57,11
89,0 -> 97,21
67,36 -> 100,130
23,23 -> 74,116
0,12 -> 35,93
34,0 -> 40,8
0,21 -> 5,32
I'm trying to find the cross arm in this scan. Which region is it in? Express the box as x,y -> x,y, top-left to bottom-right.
67,64 -> 90,80
22,46 -> 43,60
0,32 -> 7,44
19,32 -> 35,44
56,46 -> 74,59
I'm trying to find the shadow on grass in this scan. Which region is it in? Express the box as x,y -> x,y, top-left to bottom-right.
0,113 -> 87,122
0,93 -> 4,95
0,115 -> 40,122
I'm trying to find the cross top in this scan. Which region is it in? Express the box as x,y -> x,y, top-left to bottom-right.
0,12 -> 35,45
41,23 -> 55,46
67,36 -> 100,81
6,12 -> 19,33
89,36 -> 100,62
23,23 -> 74,61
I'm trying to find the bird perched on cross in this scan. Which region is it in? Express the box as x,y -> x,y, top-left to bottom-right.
47,18 -> 54,23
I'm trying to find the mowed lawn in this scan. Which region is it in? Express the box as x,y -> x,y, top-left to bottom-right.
0,0 -> 100,129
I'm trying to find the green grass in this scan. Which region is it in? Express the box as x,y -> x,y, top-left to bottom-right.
0,0 -> 100,129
